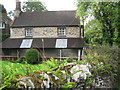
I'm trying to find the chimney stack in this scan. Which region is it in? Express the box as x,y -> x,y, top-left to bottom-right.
14,0 -> 21,18
16,0 -> 21,11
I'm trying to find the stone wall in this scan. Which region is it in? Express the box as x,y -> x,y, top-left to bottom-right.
67,27 -> 80,37
10,27 -> 80,38
33,27 -> 58,38
10,28 -> 25,38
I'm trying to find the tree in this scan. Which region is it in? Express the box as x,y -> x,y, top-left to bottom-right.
0,33 -> 10,43
0,4 -> 10,42
84,19 -> 102,45
77,1 -> 120,46
8,11 -> 14,19
22,0 -> 47,12
0,4 -> 7,13
92,2 -> 119,46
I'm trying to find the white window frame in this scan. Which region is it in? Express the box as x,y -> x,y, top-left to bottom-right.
20,39 -> 33,48
0,22 -> 5,29
57,27 -> 66,36
55,39 -> 68,48
25,28 -> 32,36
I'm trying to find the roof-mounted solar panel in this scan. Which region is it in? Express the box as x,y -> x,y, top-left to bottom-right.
55,39 -> 67,48
20,39 -> 33,48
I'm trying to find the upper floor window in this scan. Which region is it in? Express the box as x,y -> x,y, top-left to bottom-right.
57,27 -> 66,36
25,28 -> 32,36
0,22 -> 5,29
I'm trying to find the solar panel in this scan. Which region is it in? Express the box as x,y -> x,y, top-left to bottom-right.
20,39 -> 33,48
55,39 -> 67,48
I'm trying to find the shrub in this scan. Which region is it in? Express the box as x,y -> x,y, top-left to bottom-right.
15,57 -> 25,63
0,33 -> 10,42
25,49 -> 39,64
84,45 -> 120,88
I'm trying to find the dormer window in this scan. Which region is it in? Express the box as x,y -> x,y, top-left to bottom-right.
57,27 -> 66,36
25,28 -> 32,36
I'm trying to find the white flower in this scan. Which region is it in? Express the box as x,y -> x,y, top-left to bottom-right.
70,65 -> 91,82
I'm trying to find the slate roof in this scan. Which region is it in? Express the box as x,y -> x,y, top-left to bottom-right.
1,38 -> 84,49
11,11 -> 80,27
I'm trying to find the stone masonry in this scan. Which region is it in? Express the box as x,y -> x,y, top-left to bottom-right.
10,28 -> 25,38
10,27 -> 80,38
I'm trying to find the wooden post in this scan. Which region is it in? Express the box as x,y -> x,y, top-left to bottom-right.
37,49 -> 39,62
78,49 -> 81,61
82,48 -> 84,60
42,39 -> 45,61
60,49 -> 62,61
17,50 -> 20,59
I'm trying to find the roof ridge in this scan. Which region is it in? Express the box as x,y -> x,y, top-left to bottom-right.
22,10 -> 76,13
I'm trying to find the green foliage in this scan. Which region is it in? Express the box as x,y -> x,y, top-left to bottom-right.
61,82 -> 76,88
65,58 -> 75,63
1,59 -> 76,88
0,33 -> 10,42
85,76 -> 93,86
42,63 -> 78,88
25,49 -> 39,64
84,19 -> 103,45
0,4 -> 7,13
22,0 -> 47,12
43,58 -> 59,69
15,57 -> 25,63
3,34 -> 10,41
1,61 -> 45,89
1,46 -> 119,89
84,46 -> 120,87
77,1 -> 120,46
76,2 -> 90,21
1,60 -> 67,88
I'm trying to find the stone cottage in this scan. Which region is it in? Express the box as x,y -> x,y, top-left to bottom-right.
1,0 -> 84,60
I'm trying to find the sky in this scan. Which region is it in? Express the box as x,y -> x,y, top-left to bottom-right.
0,0 -> 77,13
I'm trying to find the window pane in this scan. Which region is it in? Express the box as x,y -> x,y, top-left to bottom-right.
0,22 -> 5,28
26,28 -> 32,36
20,39 -> 33,48
58,27 -> 66,36
55,39 -> 68,48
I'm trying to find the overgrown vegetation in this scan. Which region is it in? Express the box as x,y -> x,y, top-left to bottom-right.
1,46 -> 119,89
1,58 -> 74,89
84,46 -> 120,88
